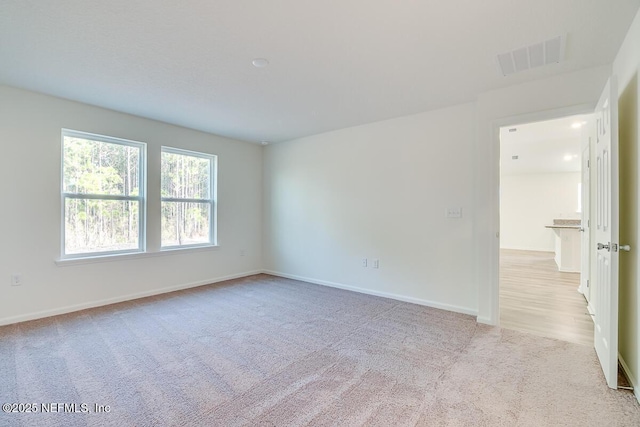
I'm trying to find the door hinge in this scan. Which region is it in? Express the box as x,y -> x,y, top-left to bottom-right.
587,279 -> 590,288
587,159 -> 590,168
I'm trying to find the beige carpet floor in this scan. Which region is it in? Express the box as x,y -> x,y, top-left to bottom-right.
0,274 -> 638,426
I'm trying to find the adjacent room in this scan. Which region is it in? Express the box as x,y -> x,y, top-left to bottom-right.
499,115 -> 594,345
1,1 -> 640,426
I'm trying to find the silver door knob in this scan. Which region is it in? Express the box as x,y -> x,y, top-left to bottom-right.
620,245 -> 631,252
597,243 -> 610,251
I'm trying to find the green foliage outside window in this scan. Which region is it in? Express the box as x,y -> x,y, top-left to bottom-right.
161,151 -> 212,247
63,135 -> 141,255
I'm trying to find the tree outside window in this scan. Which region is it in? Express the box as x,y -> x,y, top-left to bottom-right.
62,130 -> 145,257
161,148 -> 216,248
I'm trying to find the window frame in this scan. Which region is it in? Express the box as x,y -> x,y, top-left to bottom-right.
160,146 -> 217,250
60,129 -> 147,259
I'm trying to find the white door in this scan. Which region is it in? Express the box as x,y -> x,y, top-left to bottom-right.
593,76 -> 619,389
580,143 -> 590,301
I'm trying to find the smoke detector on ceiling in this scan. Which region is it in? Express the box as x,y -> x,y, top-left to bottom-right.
497,35 -> 566,77
252,58 -> 270,68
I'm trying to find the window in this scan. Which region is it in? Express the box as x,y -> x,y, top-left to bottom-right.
60,132 -> 216,260
161,147 -> 216,248
62,130 -> 146,257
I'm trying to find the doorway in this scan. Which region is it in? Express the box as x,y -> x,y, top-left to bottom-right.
498,114 -> 594,345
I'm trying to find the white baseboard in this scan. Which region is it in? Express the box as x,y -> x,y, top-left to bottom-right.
619,353 -> 640,404
262,270 -> 478,317
0,270 -> 262,327
476,315 -> 495,325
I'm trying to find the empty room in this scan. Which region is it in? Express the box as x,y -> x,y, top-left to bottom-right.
1,1 -> 640,426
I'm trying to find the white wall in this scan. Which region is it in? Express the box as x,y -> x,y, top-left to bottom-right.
613,7 -> 640,402
0,86 -> 263,325
263,103 -> 477,314
500,172 -> 581,251
261,65 -> 612,324
262,66 -> 611,319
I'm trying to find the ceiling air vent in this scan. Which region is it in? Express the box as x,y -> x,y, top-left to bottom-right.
497,35 -> 565,76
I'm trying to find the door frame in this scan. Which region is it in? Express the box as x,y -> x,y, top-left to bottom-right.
487,103 -> 595,326
580,138 -> 592,301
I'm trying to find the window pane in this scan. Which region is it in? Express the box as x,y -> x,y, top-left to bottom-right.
161,151 -> 210,199
65,199 -> 139,254
161,202 -> 210,247
63,136 -> 140,196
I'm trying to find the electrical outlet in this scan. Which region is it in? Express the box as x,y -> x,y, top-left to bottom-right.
372,259 -> 379,269
361,258 -> 368,267
11,274 -> 22,286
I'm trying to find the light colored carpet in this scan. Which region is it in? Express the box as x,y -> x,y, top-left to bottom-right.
0,274 -> 638,426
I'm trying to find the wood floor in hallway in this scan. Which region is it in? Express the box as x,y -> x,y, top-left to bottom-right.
499,249 -> 594,346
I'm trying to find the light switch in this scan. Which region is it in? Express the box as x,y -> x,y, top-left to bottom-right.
446,207 -> 462,218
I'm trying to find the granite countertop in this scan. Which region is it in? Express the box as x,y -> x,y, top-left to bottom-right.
545,218 -> 581,229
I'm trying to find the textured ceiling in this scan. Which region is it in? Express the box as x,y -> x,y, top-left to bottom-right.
1,1 -> 638,143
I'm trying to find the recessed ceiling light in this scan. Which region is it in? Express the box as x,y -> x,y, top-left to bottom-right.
252,58 -> 269,68
260,140 -> 269,146
563,154 -> 573,161
571,122 -> 585,129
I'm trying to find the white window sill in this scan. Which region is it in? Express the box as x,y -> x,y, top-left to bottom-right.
55,245 -> 220,267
